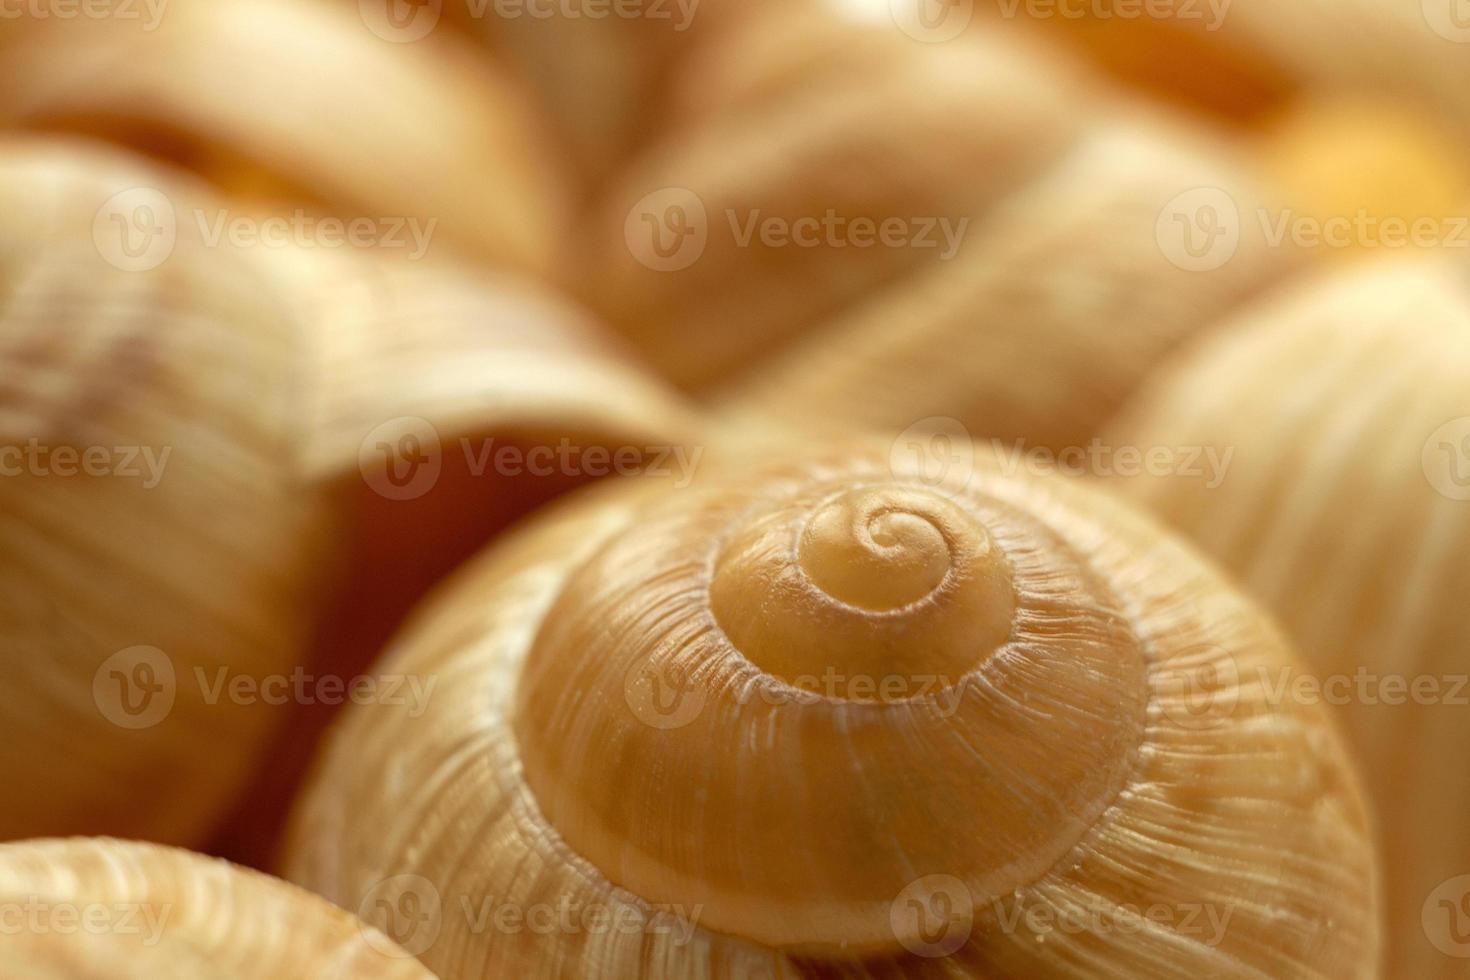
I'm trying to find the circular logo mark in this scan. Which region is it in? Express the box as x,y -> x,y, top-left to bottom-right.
93,188 -> 177,272
1156,187 -> 1241,272
623,653 -> 707,730
359,417 -> 442,501
1424,874 -> 1470,957
890,874 -> 974,957
1423,0 -> 1470,42
359,0 -> 442,42
1423,417 -> 1470,500
890,417 -> 974,490
891,0 -> 974,43
93,646 -> 177,730
625,187 -> 708,272
358,874 -> 443,958
1156,647 -> 1240,732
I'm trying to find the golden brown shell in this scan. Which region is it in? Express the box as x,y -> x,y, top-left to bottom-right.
1104,257 -> 1470,978
286,441 -> 1379,977
0,137 -> 333,844
0,838 -> 434,978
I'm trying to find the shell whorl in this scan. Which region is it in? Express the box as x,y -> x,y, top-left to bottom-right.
512,458 -> 1150,951
289,442 -> 1380,978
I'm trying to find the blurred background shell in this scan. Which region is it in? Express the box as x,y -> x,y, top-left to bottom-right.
719,114 -> 1298,451
582,23 -> 1098,392
0,137 -> 335,845
0,0 -> 567,275
1015,0 -> 1470,136
0,134 -> 702,861
579,9 -> 1325,456
285,442 -> 1379,978
207,237 -> 703,866
1103,257 -> 1470,978
0,837 -> 434,977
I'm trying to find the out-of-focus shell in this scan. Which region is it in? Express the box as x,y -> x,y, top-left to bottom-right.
0,0 -> 565,274
1028,0 -> 1470,134
584,26 -> 1097,392
209,246 -> 704,866
0,136 -> 701,858
286,441 -> 1380,978
1255,95 -> 1470,261
0,137 -> 334,845
0,838 -> 434,978
1103,258 -> 1470,979
720,114 -> 1299,451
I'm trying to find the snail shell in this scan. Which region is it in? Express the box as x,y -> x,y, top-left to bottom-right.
211,244 -> 702,864
720,114 -> 1297,451
0,838 -> 433,977
286,442 -> 1379,977
449,0 -> 711,194
0,136 -> 697,855
1255,96 -> 1470,262
0,137 -> 334,845
585,25 -> 1095,393
1031,0 -> 1470,136
0,0 -> 565,273
1103,257 -> 1470,979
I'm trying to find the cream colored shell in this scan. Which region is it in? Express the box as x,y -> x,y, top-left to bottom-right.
0,138 -> 334,844
0,0 -> 565,273
0,137 -> 699,853
719,113 -> 1297,451
1104,257 -> 1470,979
584,26 -> 1096,392
0,838 -> 433,978
287,443 -> 1379,978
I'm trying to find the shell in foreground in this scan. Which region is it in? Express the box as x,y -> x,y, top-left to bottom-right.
286,442 -> 1380,977
0,838 -> 432,978
1104,257 -> 1470,979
